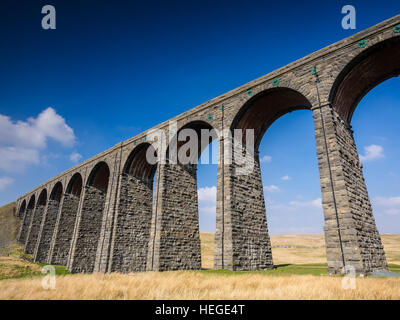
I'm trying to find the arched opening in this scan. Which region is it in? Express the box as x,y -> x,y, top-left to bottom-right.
110,143 -> 157,272
330,37 -> 400,124
328,37 -> 400,272
18,197 -> 33,243
35,182 -> 63,263
258,111 -> 324,266
197,137 -> 219,270
25,189 -> 47,254
227,87 -> 317,270
70,162 -> 110,273
350,78 -> 400,270
18,200 -> 26,219
51,173 -> 83,265
148,120 -> 218,271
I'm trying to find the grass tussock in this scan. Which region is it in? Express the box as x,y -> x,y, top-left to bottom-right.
1,271 -> 400,300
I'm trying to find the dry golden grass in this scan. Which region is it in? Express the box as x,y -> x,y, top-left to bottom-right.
1,271 -> 400,300
0,256 -> 42,279
200,233 -> 214,269
0,233 -> 399,300
269,234 -> 400,266
270,234 -> 326,265
202,233 -> 400,267
381,234 -> 400,265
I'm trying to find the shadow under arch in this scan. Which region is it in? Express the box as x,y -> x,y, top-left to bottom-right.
25,189 -> 47,254
231,87 -> 313,149
70,162 -> 110,273
222,87 -> 314,271
19,195 -> 36,243
329,37 -> 400,124
109,142 -> 158,273
50,173 -> 83,266
35,181 -> 64,263
166,120 -> 216,164
66,172 -> 83,197
147,120 -> 219,271
18,199 -> 26,219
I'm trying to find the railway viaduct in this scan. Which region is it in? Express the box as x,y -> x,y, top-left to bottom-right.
15,15 -> 400,275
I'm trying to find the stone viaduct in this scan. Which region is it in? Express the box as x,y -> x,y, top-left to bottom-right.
15,15 -> 400,275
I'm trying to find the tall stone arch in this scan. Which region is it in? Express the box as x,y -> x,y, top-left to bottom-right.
50,173 -> 83,266
68,162 -> 110,273
17,200 -> 26,220
109,142 -> 157,272
18,195 -> 35,244
25,189 -> 47,254
313,37 -> 400,274
221,87 -> 313,270
147,120 -> 218,271
34,181 -> 63,263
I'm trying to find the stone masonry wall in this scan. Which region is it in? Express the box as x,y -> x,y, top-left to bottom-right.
147,163 -> 201,271
110,174 -> 152,272
49,194 -> 79,265
333,108 -> 387,272
70,186 -> 105,273
18,208 -> 34,244
223,145 -> 273,271
313,104 -> 387,274
25,205 -> 45,254
34,200 -> 60,263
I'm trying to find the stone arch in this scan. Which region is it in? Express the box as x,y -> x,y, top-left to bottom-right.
166,120 -> 217,164
220,87 -> 314,270
70,162 -> 110,273
25,189 -> 47,254
50,173 -> 83,265
123,142 -> 158,183
87,161 -> 110,192
18,196 -> 34,243
110,143 -> 157,272
35,182 -> 63,263
66,173 -> 83,197
231,87 -> 313,148
18,200 -> 26,219
321,37 -> 400,274
147,120 -> 218,271
329,37 -> 400,124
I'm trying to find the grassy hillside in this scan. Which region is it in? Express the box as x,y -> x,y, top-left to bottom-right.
0,202 -> 20,249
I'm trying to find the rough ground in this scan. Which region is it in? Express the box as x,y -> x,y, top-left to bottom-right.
1,203 -> 400,300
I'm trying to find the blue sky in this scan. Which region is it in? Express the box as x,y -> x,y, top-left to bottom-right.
0,0 -> 399,234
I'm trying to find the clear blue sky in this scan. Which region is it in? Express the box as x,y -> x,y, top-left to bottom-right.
0,0 -> 399,234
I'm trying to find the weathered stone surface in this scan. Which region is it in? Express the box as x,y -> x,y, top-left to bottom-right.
25,205 -> 46,254
69,186 -> 106,273
34,199 -> 60,263
313,104 -> 387,275
109,174 -> 152,272
49,194 -> 79,265
147,163 -> 201,271
18,208 -> 34,244
218,146 -> 273,271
